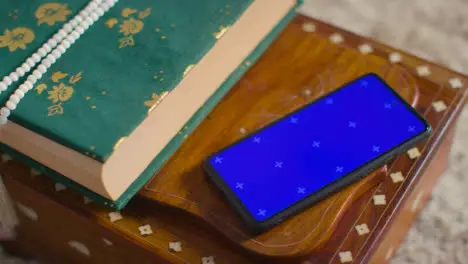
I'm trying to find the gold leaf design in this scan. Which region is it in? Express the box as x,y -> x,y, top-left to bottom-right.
0,28 -> 35,52
119,18 -> 144,36
213,25 -> 230,40
48,103 -> 64,116
48,83 -> 74,103
183,64 -> 195,77
113,137 -> 128,150
138,8 -> 151,19
145,91 -> 169,114
144,93 -> 160,108
119,35 -> 135,48
121,8 -> 137,18
35,3 -> 72,26
105,18 -> 118,28
51,71 -> 68,83
35,83 -> 47,94
68,72 -> 82,84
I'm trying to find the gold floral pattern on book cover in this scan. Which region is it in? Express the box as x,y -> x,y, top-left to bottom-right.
0,0 -> 254,162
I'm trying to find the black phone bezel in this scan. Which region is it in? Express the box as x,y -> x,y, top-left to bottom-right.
203,73 -> 431,234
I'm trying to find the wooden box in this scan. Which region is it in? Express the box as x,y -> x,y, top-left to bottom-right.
1,15 -> 467,264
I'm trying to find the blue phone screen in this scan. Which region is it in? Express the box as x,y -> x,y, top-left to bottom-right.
208,74 -> 428,221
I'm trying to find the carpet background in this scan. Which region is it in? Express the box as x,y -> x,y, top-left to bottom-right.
2,0 -> 468,263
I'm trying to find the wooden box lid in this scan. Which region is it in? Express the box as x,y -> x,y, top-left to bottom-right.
138,14 -> 467,257
3,15 -> 467,264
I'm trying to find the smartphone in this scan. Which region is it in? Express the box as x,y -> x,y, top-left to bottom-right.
204,73 -> 431,233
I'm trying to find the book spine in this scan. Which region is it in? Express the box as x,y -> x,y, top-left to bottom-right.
114,6 -> 300,209
0,6 -> 299,210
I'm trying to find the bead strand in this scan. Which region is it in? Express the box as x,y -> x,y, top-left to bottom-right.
0,0 -> 119,125
0,0 -> 104,96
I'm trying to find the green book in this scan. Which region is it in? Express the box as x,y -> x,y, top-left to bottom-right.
0,0 -> 300,209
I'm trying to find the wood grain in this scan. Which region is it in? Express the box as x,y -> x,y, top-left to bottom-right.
2,15 -> 467,264
139,15 -> 467,257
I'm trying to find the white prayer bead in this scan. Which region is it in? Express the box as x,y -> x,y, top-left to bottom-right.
33,70 -> 42,79
24,81 -> 33,90
26,58 -> 35,67
63,24 -> 73,33
38,48 -> 47,57
10,95 -> 20,105
62,40 -> 71,49
66,35 -> 76,44
16,67 -> 25,77
9,73 -> 19,82
57,45 -> 66,54
6,101 -> 16,110
85,6 -> 95,13
42,59 -> 52,68
43,43 -> 52,53
74,15 -> 83,24
80,10 -> 89,17
52,50 -> 61,59
14,89 -> 25,98
85,17 -> 94,26
14,90 -> 24,99
18,84 -> 28,93
70,19 -> 78,28
46,54 -> 56,64
3,76 -> 12,86
21,63 -> 31,72
37,65 -> 47,74
96,7 -> 104,16
84,11 -> 93,18
90,13 -> 99,22
58,29 -> 68,38
27,75 -> 37,84
32,53 -> 41,63
76,26 -> 85,35
0,107 -> 10,117
89,2 -> 98,9
101,3 -> 110,11
80,21 -> 90,30
47,39 -> 58,47
71,31 -> 80,38
53,34 -> 63,43
0,116 -> 8,125
0,82 -> 7,92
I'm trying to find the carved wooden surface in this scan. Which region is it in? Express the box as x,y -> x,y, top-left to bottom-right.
2,15 -> 468,264
139,15 -> 468,257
